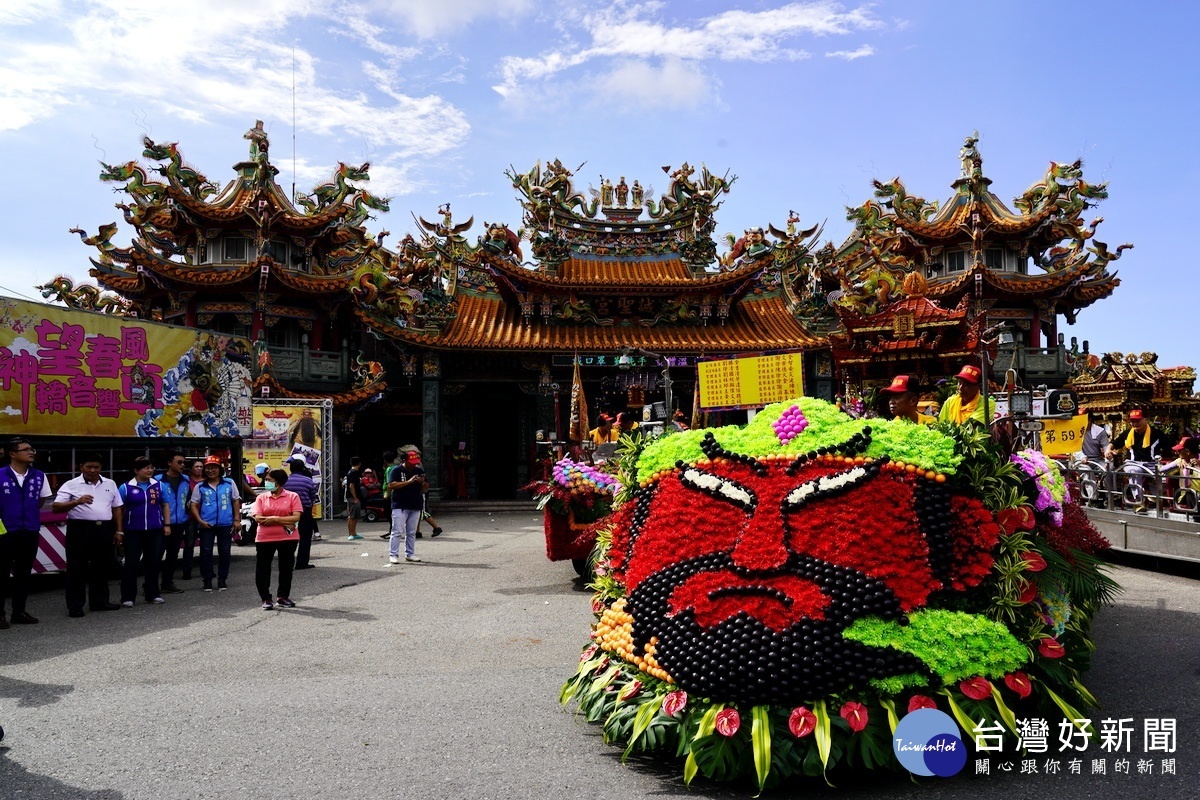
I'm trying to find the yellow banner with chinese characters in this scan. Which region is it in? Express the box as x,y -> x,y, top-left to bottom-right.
0,298 -> 253,437
1040,413 -> 1088,457
698,352 -> 805,410
246,403 -> 325,516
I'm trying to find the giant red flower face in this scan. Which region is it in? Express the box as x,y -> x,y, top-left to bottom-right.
607,433 -> 999,705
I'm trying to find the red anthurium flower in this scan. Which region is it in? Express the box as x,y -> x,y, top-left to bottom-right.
590,597 -> 606,615
840,701 -> 869,732
1023,551 -> 1048,573
996,505 -> 1036,534
907,695 -> 937,713
788,706 -> 817,737
618,680 -> 642,701
959,676 -> 993,700
1038,636 -> 1066,658
1017,579 -> 1039,604
715,708 -> 741,737
662,691 -> 688,717
580,644 -> 598,662
1004,671 -> 1033,699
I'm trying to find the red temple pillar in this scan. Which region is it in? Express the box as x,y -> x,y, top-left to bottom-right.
1029,311 -> 1041,348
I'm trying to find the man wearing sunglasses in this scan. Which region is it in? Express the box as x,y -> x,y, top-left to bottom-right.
0,437 -> 53,628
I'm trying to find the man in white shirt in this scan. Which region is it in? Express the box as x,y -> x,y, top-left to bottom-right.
53,453 -> 124,617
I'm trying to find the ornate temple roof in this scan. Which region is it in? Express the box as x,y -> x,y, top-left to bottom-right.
823,135 -> 1131,322
1071,353 -> 1200,416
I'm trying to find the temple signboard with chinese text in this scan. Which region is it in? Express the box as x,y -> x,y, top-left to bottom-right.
0,298 -> 253,437
697,352 -> 805,410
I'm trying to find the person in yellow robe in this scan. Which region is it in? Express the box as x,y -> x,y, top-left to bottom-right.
939,364 -> 997,425
879,375 -> 936,424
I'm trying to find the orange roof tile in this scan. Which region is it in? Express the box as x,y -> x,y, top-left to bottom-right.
361,292 -> 822,353
486,253 -> 761,291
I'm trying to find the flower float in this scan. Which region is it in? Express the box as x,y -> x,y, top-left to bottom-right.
527,458 -> 621,565
562,397 -> 1118,788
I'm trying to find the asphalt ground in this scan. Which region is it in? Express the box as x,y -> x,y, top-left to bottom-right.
1,513 -> 1196,799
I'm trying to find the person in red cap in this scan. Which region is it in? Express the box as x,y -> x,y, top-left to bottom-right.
588,413 -> 618,445
879,375 -> 935,424
938,364 -> 997,425
1104,410 -> 1171,512
1163,436 -> 1198,491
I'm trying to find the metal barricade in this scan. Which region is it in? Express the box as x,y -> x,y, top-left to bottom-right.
1061,456 -> 1199,521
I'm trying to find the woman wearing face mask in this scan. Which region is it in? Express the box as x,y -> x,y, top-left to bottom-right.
249,468 -> 302,610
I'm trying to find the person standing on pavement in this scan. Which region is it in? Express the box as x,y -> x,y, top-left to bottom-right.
344,457 -> 364,540
0,437 -> 53,629
285,458 -> 318,569
189,456 -> 240,592
387,449 -> 426,565
53,453 -> 124,618
155,451 -> 192,594
251,468 -> 302,609
117,457 -> 170,607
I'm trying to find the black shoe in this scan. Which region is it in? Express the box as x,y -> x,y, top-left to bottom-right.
90,603 -> 122,612
161,584 -> 184,594
416,532 -> 424,539
10,612 -> 38,625
203,582 -> 214,592
431,527 -> 443,538
295,563 -> 316,570
217,580 -> 228,591
68,610 -> 85,618
379,533 -> 391,539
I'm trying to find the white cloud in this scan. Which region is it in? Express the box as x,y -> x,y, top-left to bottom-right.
0,1 -> 470,158
353,0 -> 536,39
825,44 -> 874,60
591,59 -> 713,112
494,1 -> 881,101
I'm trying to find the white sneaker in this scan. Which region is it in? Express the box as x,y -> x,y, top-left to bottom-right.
405,556 -> 422,563
388,556 -> 400,565
150,597 -> 165,604
121,600 -> 134,608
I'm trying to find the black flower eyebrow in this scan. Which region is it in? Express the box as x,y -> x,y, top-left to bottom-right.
679,467 -> 757,511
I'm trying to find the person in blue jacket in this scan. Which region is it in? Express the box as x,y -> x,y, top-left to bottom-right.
117,456 -> 171,606
155,450 -> 192,593
189,456 -> 241,592
0,436 -> 53,628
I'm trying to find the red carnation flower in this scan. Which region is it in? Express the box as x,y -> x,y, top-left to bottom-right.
959,676 -> 993,701
907,695 -> 937,713
1004,671 -> 1032,699
662,691 -> 688,717
715,708 -> 741,737
788,706 -> 817,737
1023,551 -> 1048,573
1038,636 -> 1066,658
1017,579 -> 1039,604
840,701 -> 868,732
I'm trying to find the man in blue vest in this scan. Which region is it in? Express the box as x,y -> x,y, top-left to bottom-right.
189,456 -> 241,591
155,450 -> 192,594
0,437 -> 53,628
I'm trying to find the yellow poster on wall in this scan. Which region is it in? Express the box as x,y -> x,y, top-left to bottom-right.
247,403 -> 325,515
698,352 -> 805,410
0,298 -> 253,437
1040,413 -> 1088,457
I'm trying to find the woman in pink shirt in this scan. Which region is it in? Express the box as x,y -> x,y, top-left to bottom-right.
250,469 -> 302,610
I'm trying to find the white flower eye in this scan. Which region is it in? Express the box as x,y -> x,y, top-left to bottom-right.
681,468 -> 756,510
783,466 -> 871,512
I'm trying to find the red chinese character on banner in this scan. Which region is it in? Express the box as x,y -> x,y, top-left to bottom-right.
68,375 -> 99,409
120,327 -> 149,361
35,379 -> 69,415
85,334 -> 122,379
96,388 -> 122,418
33,320 -> 86,377
0,348 -> 40,422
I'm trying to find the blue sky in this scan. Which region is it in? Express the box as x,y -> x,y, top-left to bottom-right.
1,1 -> 1196,374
